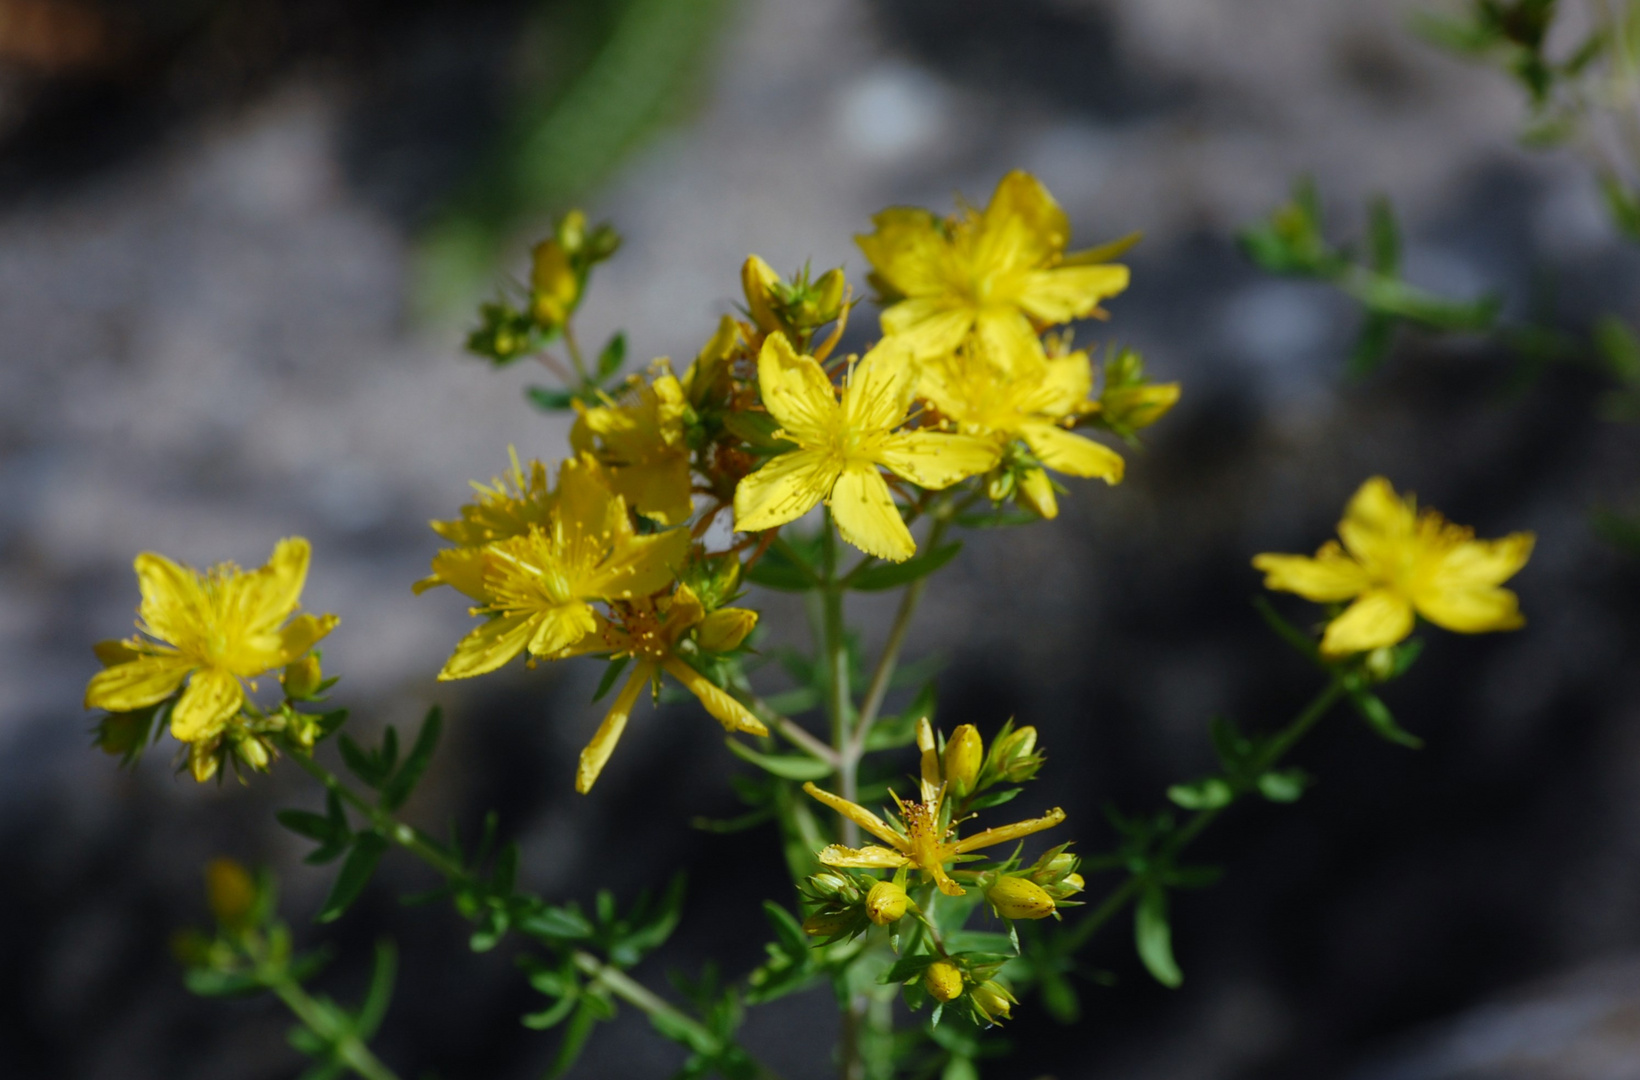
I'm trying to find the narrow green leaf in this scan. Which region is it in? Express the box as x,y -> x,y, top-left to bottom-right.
1039,971 -> 1081,1023
1166,777 -> 1234,810
592,656 -> 632,703
744,545 -> 818,591
546,1001 -> 601,1079
881,953 -> 940,985
380,707 -> 442,812
1349,690 -> 1424,748
848,543 -> 962,591
596,332 -> 627,380
521,906 -> 595,942
527,386 -> 579,411
522,993 -> 579,1031
1366,195 -> 1401,275
1349,311 -> 1398,378
725,737 -> 832,781
337,734 -> 386,790
865,682 -> 936,751
1256,768 -> 1310,803
965,787 -> 1022,811
318,832 -> 389,924
646,1008 -> 718,1056
355,939 -> 397,1039
762,901 -> 809,959
1134,884 -> 1183,988
277,809 -> 339,843
1252,596 -> 1321,662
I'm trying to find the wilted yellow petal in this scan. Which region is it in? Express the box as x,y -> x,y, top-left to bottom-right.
950,806 -> 1066,855
576,662 -> 652,793
662,657 -> 768,736
803,783 -> 908,849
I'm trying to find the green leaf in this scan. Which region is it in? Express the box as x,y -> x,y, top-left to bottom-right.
277,809 -> 340,843
527,386 -> 579,411
1166,777 -> 1234,810
722,410 -> 795,451
521,906 -> 595,942
1256,768 -> 1311,803
762,901 -> 809,959
546,1001 -> 601,1079
646,1008 -> 718,1056
1252,596 -> 1321,662
865,682 -> 935,751
965,787 -> 1022,810
1039,971 -> 1081,1023
597,332 -> 627,380
725,737 -> 832,781
523,993 -> 580,1031
744,545 -> 819,592
379,707 -> 442,812
1134,884 -> 1182,988
848,543 -> 962,591
355,939 -> 397,1039
593,656 -> 633,703
881,953 -> 940,985
1366,195 -> 1401,275
1349,311 -> 1398,378
337,734 -> 389,790
318,832 -> 389,923
184,969 -> 266,997
1349,689 -> 1424,749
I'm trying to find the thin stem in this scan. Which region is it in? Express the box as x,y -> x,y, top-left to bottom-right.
746,696 -> 838,765
818,515 -> 857,838
570,952 -> 723,1056
562,322 -> 591,385
1062,675 -> 1348,953
268,975 -> 402,1080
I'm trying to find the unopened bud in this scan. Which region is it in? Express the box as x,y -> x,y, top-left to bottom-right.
205,858 -> 257,929
189,740 -> 222,783
801,910 -> 857,938
556,209 -> 587,253
865,880 -> 909,926
741,255 -> 782,332
232,732 -> 272,772
1063,872 -> 1085,893
943,725 -> 983,797
986,469 -> 1015,502
924,961 -> 964,1002
1364,646 -> 1396,683
811,268 -> 847,323
970,980 -> 1016,1023
283,653 -> 323,701
531,239 -> 580,327
809,872 -> 853,897
1101,381 -> 1181,434
696,607 -> 758,653
1015,466 -> 1059,520
991,725 -> 1042,783
987,876 -> 1057,920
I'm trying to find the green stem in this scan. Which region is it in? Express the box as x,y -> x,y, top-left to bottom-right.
562,321 -> 591,385
268,974 -> 403,1080
818,515 -> 858,832
1062,675 -> 1348,953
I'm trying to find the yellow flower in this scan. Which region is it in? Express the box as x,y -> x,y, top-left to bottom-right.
435,455 -> 688,680
1253,477 -> 1534,657
415,449 -> 557,596
567,584 -> 767,792
732,334 -> 999,561
802,780 -> 1065,897
84,538 -> 337,757
919,340 -> 1124,518
856,170 -> 1131,363
572,364 -> 695,525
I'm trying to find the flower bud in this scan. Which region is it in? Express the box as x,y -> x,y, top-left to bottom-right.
531,239 -> 580,327
970,980 -> 1016,1023
188,739 -> 222,783
1364,646 -> 1396,683
282,653 -> 323,701
1015,466 -> 1059,520
205,858 -> 257,930
686,315 -> 739,408
741,255 -> 782,332
809,872 -> 854,897
1100,381 -> 1181,434
924,960 -> 964,1002
865,880 -> 909,926
556,209 -> 587,253
1063,872 -> 1085,893
943,725 -> 983,797
986,469 -> 1015,502
802,910 -> 858,938
810,267 -> 847,324
696,607 -> 758,653
986,876 -> 1057,920
232,731 -> 272,772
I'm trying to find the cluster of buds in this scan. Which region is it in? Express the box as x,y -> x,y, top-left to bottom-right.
980,844 -> 1085,921
468,209 -> 623,364
921,958 -> 1019,1025
741,256 -> 850,339
1094,345 -> 1183,444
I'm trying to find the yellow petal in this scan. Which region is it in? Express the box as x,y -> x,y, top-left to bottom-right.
526,601 -> 598,659
802,782 -> 909,849
133,551 -> 208,647
1320,589 -> 1416,656
1019,423 -> 1124,482
85,654 -> 191,712
880,299 -> 974,360
232,537 -> 312,635
92,639 -> 142,668
734,448 -> 839,533
170,668 -> 244,743
1016,466 -> 1059,519
662,657 -> 768,736
577,661 -> 653,793
950,806 -> 1066,855
875,431 -> 1001,490
416,546 -> 493,599
841,339 -> 914,435
978,170 -> 1070,270
830,463 -> 915,562
1413,585 -> 1525,635
1252,542 -> 1370,602
758,333 -> 837,445
972,308 -> 1042,371
583,526 -> 690,601
438,612 -> 538,680
1016,265 -> 1130,322
610,458 -> 694,526
1338,477 -> 1416,568
855,207 -> 947,296
279,612 -> 338,662
1431,531 -> 1535,590
817,844 -> 911,869
1021,351 -> 1094,417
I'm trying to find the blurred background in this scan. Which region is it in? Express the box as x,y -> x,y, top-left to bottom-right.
2,0 -> 1639,1077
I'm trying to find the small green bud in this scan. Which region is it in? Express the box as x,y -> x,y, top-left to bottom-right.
970,980 -> 1017,1024
282,653 -> 323,701
1364,646 -> 1397,682
802,910 -> 858,938
696,607 -> 757,653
